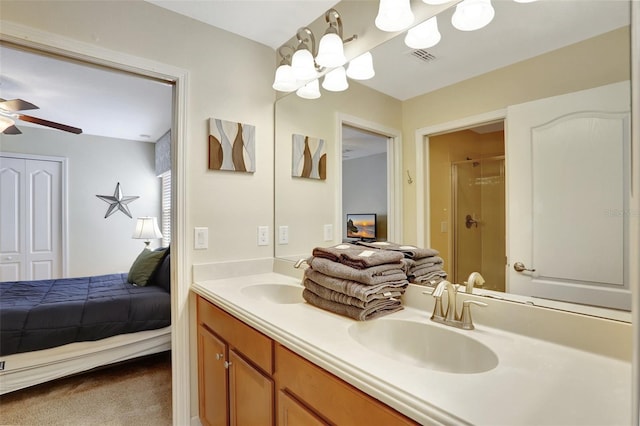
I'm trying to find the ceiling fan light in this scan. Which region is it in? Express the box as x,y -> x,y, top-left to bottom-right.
346,52 -> 375,81
451,0 -> 495,31
405,16 -> 441,49
375,0 -> 414,32
296,79 -> 321,99
322,66 -> 349,92
316,32 -> 346,68
272,64 -> 297,92
291,47 -> 317,81
0,116 -> 15,132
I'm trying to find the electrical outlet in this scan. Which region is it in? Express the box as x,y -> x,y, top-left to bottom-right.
278,226 -> 289,244
440,221 -> 448,233
194,227 -> 208,249
323,224 -> 333,241
258,226 -> 269,246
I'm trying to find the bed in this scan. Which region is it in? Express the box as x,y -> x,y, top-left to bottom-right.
0,249 -> 172,395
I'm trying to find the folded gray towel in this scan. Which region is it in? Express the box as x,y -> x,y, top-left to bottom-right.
302,289 -> 403,321
304,269 -> 407,303
354,241 -> 439,260
307,256 -> 408,285
409,263 -> 447,278
410,271 -> 448,285
312,243 -> 404,269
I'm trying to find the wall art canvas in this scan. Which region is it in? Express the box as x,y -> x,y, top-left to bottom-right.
292,134 -> 326,180
208,118 -> 256,172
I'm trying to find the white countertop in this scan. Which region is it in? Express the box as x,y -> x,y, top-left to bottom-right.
192,272 -> 631,426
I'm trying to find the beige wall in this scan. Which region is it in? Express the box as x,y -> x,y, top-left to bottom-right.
402,26 -> 631,244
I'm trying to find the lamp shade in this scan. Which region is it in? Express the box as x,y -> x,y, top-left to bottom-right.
322,66 -> 349,92
375,0 -> 414,32
405,16 -> 441,49
272,64 -> 297,92
316,32 -> 346,68
296,79 -> 321,99
451,0 -> 495,31
132,217 -> 163,242
346,52 -> 375,80
291,48 -> 317,81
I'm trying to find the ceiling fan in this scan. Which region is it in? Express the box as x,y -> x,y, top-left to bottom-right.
0,98 -> 83,135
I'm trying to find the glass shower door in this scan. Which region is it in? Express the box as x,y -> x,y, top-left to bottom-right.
451,157 -> 505,291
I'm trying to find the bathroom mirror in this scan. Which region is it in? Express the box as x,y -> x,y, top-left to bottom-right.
274,0 -> 633,318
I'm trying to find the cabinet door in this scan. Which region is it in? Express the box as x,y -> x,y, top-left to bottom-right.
229,349 -> 274,426
198,326 -> 229,426
278,390 -> 327,426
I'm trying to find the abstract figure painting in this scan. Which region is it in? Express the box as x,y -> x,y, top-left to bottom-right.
292,134 -> 326,180
208,118 -> 256,172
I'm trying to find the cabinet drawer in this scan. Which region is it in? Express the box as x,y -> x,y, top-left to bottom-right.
197,296 -> 273,374
276,344 -> 418,426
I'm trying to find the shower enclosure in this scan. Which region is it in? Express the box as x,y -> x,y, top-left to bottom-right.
451,156 -> 505,291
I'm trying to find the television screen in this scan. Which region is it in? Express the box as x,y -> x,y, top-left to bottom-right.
346,214 -> 377,240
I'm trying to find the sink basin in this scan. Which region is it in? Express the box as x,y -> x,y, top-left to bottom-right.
241,284 -> 304,304
348,319 -> 498,374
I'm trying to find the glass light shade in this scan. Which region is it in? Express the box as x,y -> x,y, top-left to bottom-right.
346,52 -> 375,80
451,0 -> 495,31
132,216 -> 163,246
405,16 -> 441,49
316,32 -> 346,68
322,67 -> 349,92
296,79 -> 321,99
422,0 -> 452,4
0,116 -> 14,132
291,48 -> 317,81
513,0 -> 537,2
375,0 -> 414,32
272,64 -> 297,92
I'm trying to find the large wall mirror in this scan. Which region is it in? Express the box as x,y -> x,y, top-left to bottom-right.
274,0 -> 634,319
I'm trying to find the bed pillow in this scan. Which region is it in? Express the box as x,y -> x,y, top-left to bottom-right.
150,252 -> 171,293
128,247 -> 169,286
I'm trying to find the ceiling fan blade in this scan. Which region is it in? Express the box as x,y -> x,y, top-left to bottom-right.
2,125 -> 22,135
0,98 -> 39,112
18,114 -> 83,134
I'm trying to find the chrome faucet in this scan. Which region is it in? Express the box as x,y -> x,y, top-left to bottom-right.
429,280 -> 487,330
465,271 -> 485,294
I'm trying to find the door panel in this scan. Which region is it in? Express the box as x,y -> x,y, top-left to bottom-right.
0,157 -> 26,280
229,349 -> 274,426
506,81 -> 631,309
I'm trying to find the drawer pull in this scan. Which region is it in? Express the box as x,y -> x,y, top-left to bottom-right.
215,353 -> 224,361
224,361 -> 232,369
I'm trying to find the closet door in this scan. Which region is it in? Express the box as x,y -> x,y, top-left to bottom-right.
0,155 -> 62,281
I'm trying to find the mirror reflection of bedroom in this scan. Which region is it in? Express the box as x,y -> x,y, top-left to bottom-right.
0,44 -> 174,423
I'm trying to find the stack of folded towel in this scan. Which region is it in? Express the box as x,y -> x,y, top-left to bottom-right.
302,243 -> 408,321
354,241 -> 448,286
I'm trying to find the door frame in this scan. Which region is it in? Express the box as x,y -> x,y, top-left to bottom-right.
0,152 -> 68,278
0,22 -> 191,425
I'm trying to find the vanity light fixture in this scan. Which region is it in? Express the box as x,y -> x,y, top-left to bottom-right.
451,0 -> 495,31
291,27 -> 318,81
322,66 -> 349,92
346,52 -> 375,80
272,46 -> 298,92
405,16 -> 441,49
316,9 -> 356,68
375,0 -> 415,32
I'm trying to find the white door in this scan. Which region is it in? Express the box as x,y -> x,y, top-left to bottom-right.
506,81 -> 631,310
0,155 -> 63,281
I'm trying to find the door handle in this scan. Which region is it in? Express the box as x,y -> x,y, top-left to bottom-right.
513,262 -> 536,272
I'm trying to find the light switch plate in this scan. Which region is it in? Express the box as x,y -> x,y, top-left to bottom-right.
258,225 -> 269,246
194,227 -> 208,249
278,226 -> 289,244
323,224 -> 333,241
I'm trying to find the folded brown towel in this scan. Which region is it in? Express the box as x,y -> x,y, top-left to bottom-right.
304,269 -> 407,303
302,289 -> 403,321
312,243 -> 404,269
307,256 -> 407,285
409,263 -> 447,278
410,271 -> 448,286
354,241 -> 439,260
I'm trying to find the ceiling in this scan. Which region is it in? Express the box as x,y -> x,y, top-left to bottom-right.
0,0 -> 630,142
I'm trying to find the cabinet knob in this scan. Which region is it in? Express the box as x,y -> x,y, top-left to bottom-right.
215,353 -> 223,361
224,361 -> 232,369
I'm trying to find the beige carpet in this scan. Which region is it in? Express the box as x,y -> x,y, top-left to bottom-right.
0,351 -> 172,426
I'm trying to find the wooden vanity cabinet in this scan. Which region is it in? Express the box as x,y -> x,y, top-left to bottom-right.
197,296 -> 274,426
197,295 -> 417,426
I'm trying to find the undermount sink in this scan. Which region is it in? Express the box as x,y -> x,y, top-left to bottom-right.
241,284 -> 304,304
348,319 -> 498,374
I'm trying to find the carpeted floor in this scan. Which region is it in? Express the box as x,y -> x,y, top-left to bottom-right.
0,351 -> 172,426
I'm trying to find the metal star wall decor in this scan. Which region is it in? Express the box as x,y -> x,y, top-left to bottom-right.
96,182 -> 139,218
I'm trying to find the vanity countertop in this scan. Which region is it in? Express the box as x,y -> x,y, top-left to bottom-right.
192,272 -> 631,425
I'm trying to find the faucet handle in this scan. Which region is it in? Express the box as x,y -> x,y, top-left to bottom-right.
460,300 -> 487,330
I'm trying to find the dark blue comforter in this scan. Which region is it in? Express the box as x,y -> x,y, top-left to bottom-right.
0,273 -> 171,356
